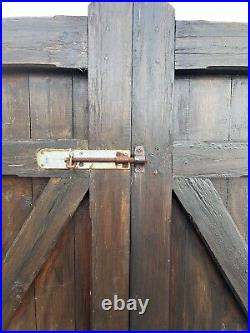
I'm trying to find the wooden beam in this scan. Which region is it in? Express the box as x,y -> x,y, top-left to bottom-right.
130,3 -> 175,329
174,177 -> 248,314
3,17 -> 247,71
173,141 -> 248,178
3,174 -> 89,328
3,139 -> 88,177
3,16 -> 88,69
175,21 -> 247,70
88,3 -> 132,330
3,140 -> 247,179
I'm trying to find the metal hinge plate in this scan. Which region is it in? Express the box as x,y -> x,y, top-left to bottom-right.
37,146 -> 146,171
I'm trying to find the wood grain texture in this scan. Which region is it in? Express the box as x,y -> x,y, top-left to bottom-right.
3,139 -> 88,177
3,17 -> 247,70
3,16 -> 88,68
72,72 -> 91,330
130,3 -> 175,329
228,75 -> 248,244
175,21 -> 247,70
73,194 -> 91,330
230,76 -> 248,141
2,71 -> 36,330
3,175 -> 89,329
174,177 -> 248,314
88,3 -> 132,329
173,141 -> 247,178
173,76 -> 232,141
29,70 -> 79,330
170,196 -> 247,330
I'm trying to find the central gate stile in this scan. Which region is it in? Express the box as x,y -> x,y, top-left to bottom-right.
88,3 -> 175,329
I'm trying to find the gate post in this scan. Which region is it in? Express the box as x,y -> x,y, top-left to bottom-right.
130,3 -> 175,329
88,3 -> 133,330
88,2 -> 175,330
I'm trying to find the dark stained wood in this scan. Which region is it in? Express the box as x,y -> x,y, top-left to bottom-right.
29,72 -> 73,139
29,71 -> 77,330
4,139 -> 247,179
72,72 -> 91,330
2,71 -> 36,330
3,17 -> 247,71
73,73 -> 89,140
88,3 -> 132,329
3,16 -> 88,68
3,139 -> 88,177
2,73 -> 30,139
35,220 -> 76,330
130,3 -> 175,329
174,177 -> 248,314
3,175 -> 89,329
173,141 -> 247,178
73,194 -> 91,330
175,21 -> 247,70
170,196 -> 247,330
2,177 -> 33,257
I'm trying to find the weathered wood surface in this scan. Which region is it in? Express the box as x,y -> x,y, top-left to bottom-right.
3,139 -> 247,179
173,76 -> 232,141
71,73 -> 91,330
28,70 -> 90,330
3,17 -> 247,70
130,3 -> 174,329
173,141 -> 248,178
88,3 -> 132,329
73,193 -> 91,330
3,139 -> 88,177
170,196 -> 247,330
174,177 -> 248,314
2,72 -> 36,330
175,21 -> 247,70
3,16 -> 88,68
228,76 -> 248,243
3,175 -> 89,329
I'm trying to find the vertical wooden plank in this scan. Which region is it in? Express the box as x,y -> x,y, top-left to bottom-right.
88,3 -> 132,329
130,3 -> 175,329
229,76 -> 248,141
29,72 -> 75,330
73,195 -> 91,330
173,77 -> 190,141
73,72 -> 91,330
2,72 -> 36,330
170,197 -> 188,329
228,75 -> 248,242
170,196 -> 247,330
188,76 -> 231,141
73,72 -> 89,140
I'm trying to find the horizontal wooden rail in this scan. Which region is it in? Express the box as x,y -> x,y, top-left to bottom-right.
3,140 -> 247,178
3,17 -> 247,70
173,141 -> 248,178
174,177 -> 248,314
3,16 -> 88,69
3,139 -> 88,177
175,21 -> 247,70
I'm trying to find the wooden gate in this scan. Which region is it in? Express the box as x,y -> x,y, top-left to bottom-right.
2,3 -> 248,330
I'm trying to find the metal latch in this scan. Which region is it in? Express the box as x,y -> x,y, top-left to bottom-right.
37,146 -> 146,172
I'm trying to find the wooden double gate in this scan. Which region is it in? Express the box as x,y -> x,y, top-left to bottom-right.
2,3 -> 248,330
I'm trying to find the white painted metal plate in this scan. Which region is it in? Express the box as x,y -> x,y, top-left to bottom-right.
37,149 -> 131,170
